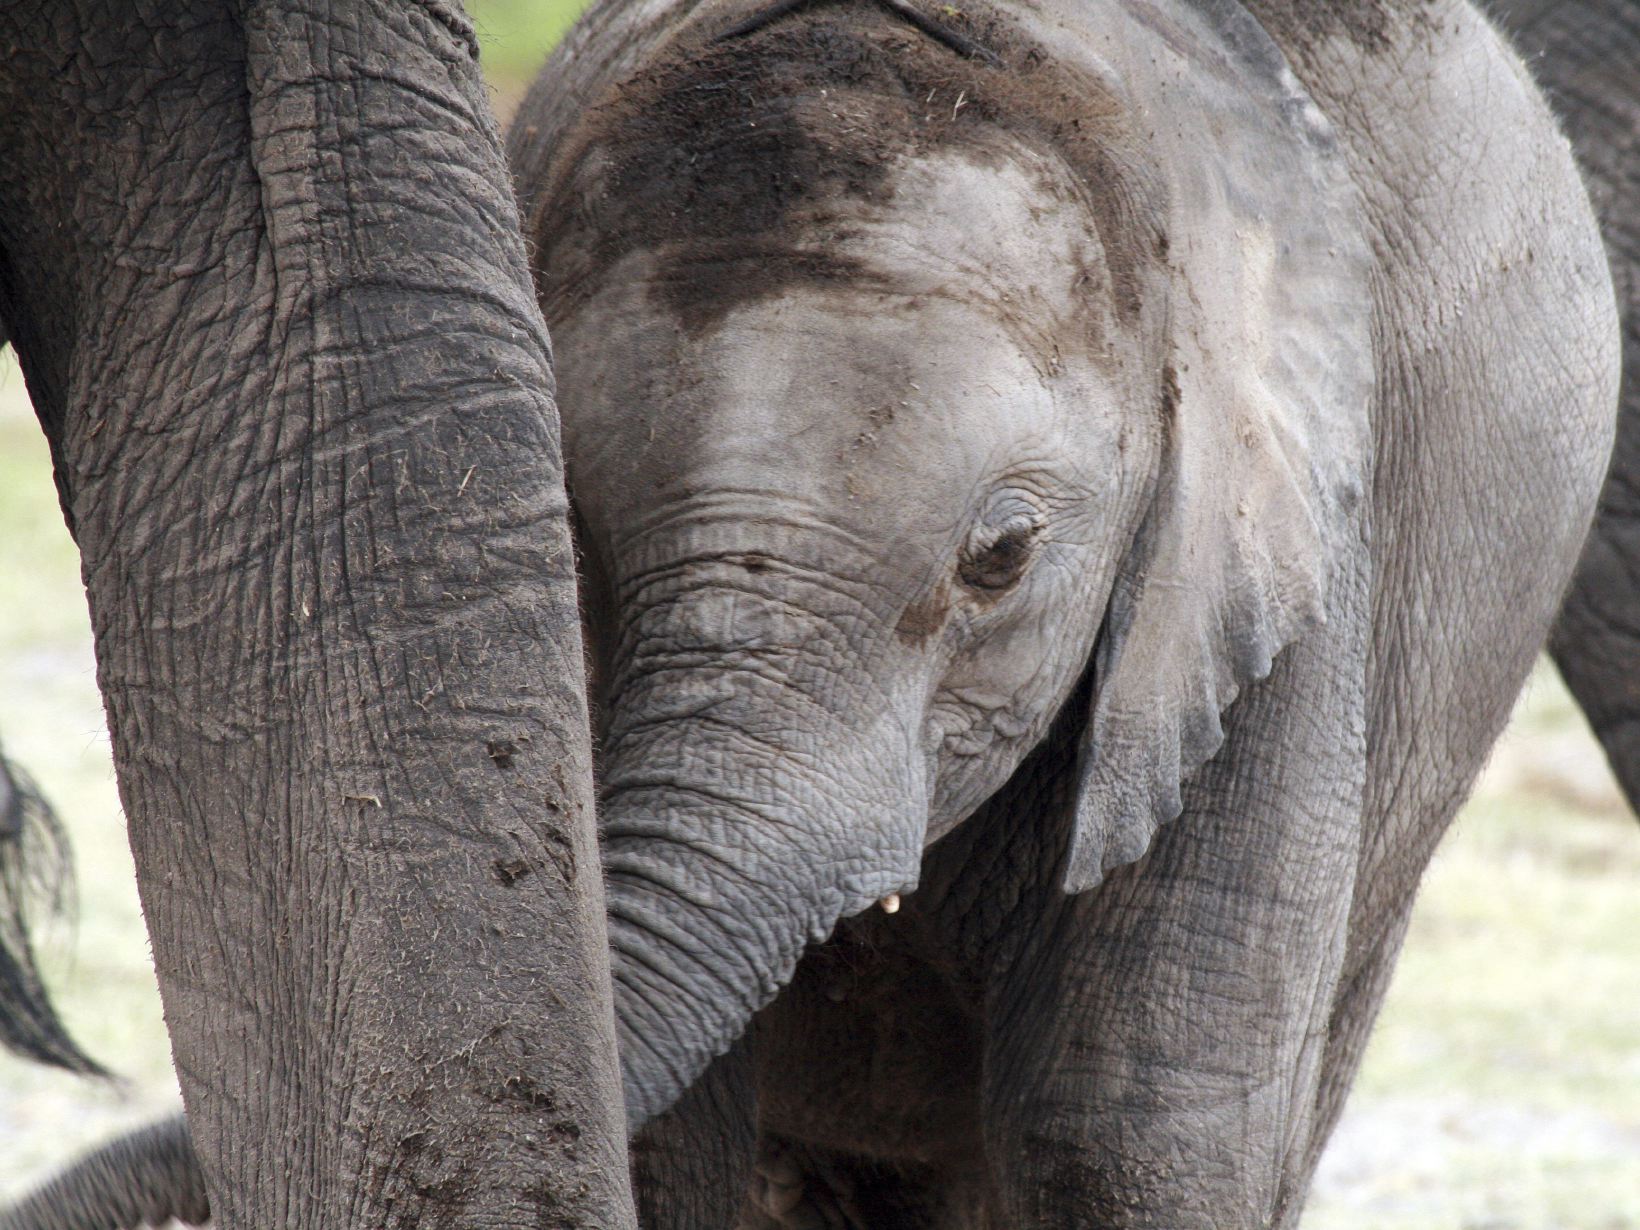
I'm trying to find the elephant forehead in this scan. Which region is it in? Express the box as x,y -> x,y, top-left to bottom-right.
645,143 -> 1122,352
554,147 -> 1130,496
562,281 -> 1089,550
693,291 -> 1071,483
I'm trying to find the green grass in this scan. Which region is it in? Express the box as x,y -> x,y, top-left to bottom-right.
3,1 -> 1640,1220
471,0 -> 592,119
472,0 -> 590,80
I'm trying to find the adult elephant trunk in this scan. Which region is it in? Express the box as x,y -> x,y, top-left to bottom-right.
0,2 -> 632,1226
592,566 -> 929,1124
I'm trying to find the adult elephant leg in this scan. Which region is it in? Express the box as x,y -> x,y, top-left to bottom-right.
0,3 -> 631,1226
629,1040 -> 759,1230
980,565 -> 1367,1228
1499,3 -> 1640,809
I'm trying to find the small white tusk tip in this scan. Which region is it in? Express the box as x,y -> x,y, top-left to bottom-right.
879,894 -> 901,914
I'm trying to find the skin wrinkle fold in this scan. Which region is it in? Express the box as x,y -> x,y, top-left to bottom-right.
603,505 -> 898,586
607,888 -> 782,1022
605,786 -> 821,855
614,553 -> 885,606
602,567 -> 894,701
607,712 -> 834,772
607,650 -> 885,731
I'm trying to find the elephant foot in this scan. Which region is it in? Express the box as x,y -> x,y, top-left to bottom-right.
744,1141 -> 867,1230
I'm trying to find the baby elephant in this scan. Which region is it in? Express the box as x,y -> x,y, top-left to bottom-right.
2,0 -> 1624,1226
503,0 -> 1617,1223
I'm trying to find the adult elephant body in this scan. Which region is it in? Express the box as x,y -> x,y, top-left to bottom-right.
501,0 -> 1618,1223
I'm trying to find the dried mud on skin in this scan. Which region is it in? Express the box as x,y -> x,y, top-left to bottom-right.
536,0 -> 1168,335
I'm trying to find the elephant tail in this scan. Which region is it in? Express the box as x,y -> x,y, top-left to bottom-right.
0,1115 -> 208,1230
0,749 -> 103,1074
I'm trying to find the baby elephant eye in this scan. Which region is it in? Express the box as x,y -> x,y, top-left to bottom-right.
959,511 -> 1043,592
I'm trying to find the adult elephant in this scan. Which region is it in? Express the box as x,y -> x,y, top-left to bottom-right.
0,3 -> 631,1228
1,0 -> 1624,1228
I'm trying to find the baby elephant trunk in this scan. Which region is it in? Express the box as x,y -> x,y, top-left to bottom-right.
595,580 -> 927,1125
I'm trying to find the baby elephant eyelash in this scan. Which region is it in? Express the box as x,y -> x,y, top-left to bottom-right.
959,516 -> 1043,591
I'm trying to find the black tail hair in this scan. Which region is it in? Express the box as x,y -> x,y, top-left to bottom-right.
0,745 -> 105,1074
0,1114 -> 206,1230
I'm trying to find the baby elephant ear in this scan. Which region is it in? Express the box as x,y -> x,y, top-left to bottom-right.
1062,4 -> 1375,892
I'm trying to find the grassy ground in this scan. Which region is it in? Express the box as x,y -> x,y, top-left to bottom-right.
471,0 -> 590,119
3,1 -> 1639,1222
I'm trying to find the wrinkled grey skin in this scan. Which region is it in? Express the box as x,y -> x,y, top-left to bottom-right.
1496,2 -> 1640,809
0,2 -> 629,1228
508,0 -> 1616,1223
1,1 -> 1624,1228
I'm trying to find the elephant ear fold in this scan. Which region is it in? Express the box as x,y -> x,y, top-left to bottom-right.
1061,4 -> 1375,893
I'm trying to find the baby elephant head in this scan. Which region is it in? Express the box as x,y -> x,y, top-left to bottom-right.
526,0 -> 1371,1124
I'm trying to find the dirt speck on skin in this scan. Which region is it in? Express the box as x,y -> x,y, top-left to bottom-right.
1245,0 -> 1392,55
495,1072 -> 561,1111
895,582 -> 950,645
1159,360 -> 1180,428
492,856 -> 532,885
846,400 -> 898,455
536,0 -> 1167,335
